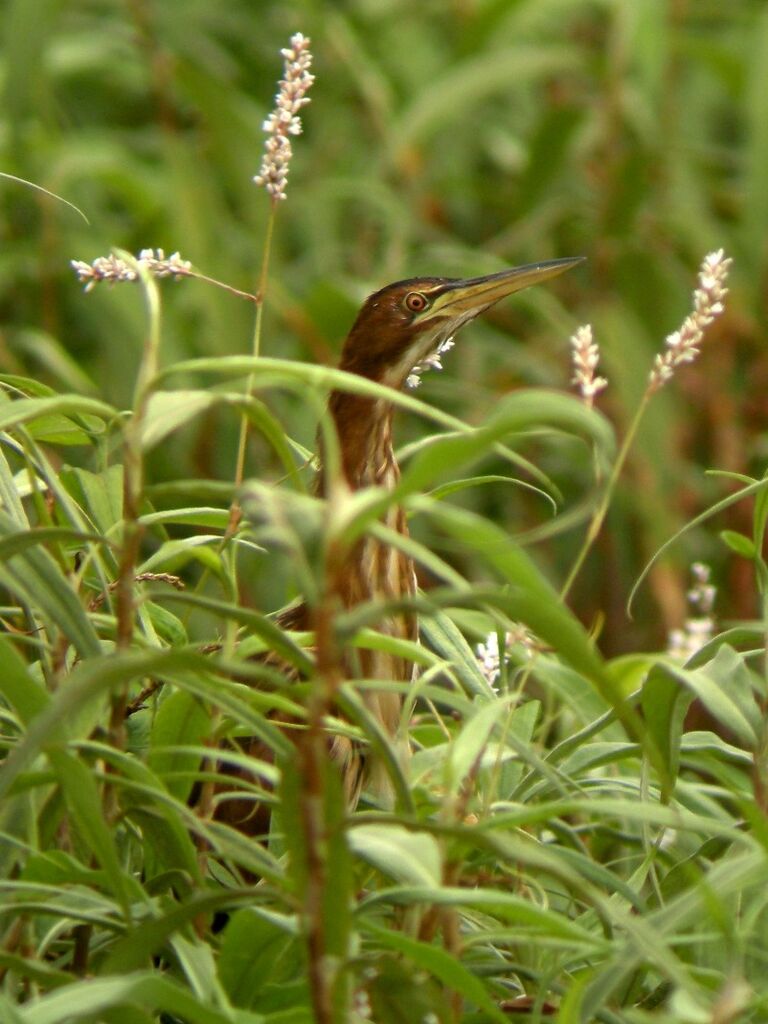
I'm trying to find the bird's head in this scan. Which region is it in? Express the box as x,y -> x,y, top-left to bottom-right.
339,256 -> 584,389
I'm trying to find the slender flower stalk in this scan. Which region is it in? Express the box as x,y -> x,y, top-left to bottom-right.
228,34 -> 315,521
561,250 -> 732,601
649,249 -> 731,393
71,249 -> 192,288
230,218 -> 275,513
251,43 -> 340,1022
71,248 -> 257,303
570,324 -> 607,406
253,33 -> 315,203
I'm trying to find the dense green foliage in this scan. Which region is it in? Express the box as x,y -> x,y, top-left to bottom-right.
2,2 -> 768,1022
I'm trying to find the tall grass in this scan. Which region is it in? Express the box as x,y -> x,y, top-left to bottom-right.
2,0 -> 766,646
2,3 -> 768,1023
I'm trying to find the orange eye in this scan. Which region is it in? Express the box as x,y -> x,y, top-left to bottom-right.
405,291 -> 428,313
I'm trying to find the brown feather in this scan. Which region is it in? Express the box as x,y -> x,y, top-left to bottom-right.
213,260 -> 583,831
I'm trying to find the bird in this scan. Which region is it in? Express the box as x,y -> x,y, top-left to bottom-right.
216,257 -> 583,830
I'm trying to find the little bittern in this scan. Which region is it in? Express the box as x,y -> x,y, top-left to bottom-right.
222,257 -> 582,828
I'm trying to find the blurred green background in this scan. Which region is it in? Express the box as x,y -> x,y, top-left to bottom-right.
1,0 -> 766,653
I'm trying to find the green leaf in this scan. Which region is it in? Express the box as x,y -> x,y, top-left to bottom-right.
137,534 -> 231,575
365,955 -> 451,1024
158,355 -> 471,434
655,648 -> 760,749
0,526 -> 111,562
102,890 -> 251,974
0,443 -> 28,524
45,747 -> 142,914
0,511 -> 102,659
489,796 -> 742,842
143,600 -> 188,647
62,464 -> 123,535
446,695 -> 516,794
219,909 -> 297,1007
418,501 -> 607,689
418,500 -> 665,776
555,968 -> 591,1024
361,886 -> 606,945
362,924 -> 508,1024
149,589 -> 314,677
529,655 -> 612,726
0,994 -> 26,1024
720,529 -> 757,559
348,824 -> 441,887
419,608 -> 497,699
0,635 -> 50,724
0,650 -> 292,805
23,413 -> 101,446
325,387 -> 611,551
148,690 -> 212,802
168,933 -> 221,1003
497,698 -> 540,796
397,388 -> 614,499
0,393 -> 115,433
126,803 -> 201,883
428,472 -> 535,500
21,849 -> 113,888
140,390 -> 223,450
18,972 -> 235,1024
335,683 -> 414,812
753,468 -> 768,551
642,662 -> 692,800
139,506 -> 230,529
141,390 -> 305,488
0,953 -> 72,993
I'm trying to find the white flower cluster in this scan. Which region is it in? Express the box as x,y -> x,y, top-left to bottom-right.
569,323 -> 607,406
476,631 -> 503,686
649,249 -> 731,392
476,626 -> 537,689
136,249 -> 193,278
406,337 -> 455,389
70,249 -> 192,291
253,33 -> 315,202
667,562 -> 717,662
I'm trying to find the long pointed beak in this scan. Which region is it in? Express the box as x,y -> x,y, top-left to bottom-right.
427,256 -> 584,319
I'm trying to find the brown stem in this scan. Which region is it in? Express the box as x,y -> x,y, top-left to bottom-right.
753,728 -> 768,815
72,924 -> 92,976
110,497 -> 143,755
0,917 -> 25,984
183,269 -> 258,304
115,432 -> 143,651
106,373 -> 147,819
420,740 -> 488,1014
296,551 -> 347,1024
296,724 -> 332,1024
125,678 -> 163,716
89,571 -> 183,613
192,730 -> 222,878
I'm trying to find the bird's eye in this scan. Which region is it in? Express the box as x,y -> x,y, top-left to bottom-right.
404,291 -> 429,313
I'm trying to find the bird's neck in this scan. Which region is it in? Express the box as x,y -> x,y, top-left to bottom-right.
318,391 -> 399,493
